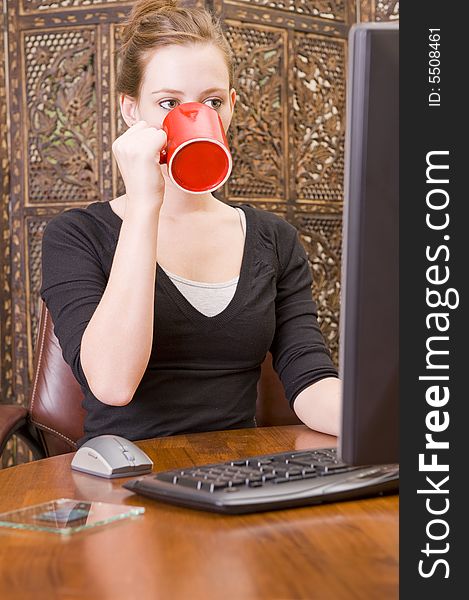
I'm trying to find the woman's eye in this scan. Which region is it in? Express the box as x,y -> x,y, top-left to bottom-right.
159,99 -> 179,110
204,98 -> 223,110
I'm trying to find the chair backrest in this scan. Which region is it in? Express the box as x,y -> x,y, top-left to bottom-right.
29,302 -> 86,456
30,300 -> 300,457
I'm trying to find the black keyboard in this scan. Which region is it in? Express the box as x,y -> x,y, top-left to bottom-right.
122,447 -> 399,514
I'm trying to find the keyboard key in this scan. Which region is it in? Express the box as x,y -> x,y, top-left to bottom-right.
176,476 -> 203,489
285,468 -> 303,476
315,464 -> 358,475
246,458 -> 273,467
301,471 -> 319,480
288,459 -> 316,468
248,480 -> 264,487
156,472 -> 178,484
230,477 -> 248,486
210,481 -> 230,492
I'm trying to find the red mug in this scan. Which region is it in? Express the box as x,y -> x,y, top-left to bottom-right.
159,102 -> 232,194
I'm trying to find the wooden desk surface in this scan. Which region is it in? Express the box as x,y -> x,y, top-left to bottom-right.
0,425 -> 398,600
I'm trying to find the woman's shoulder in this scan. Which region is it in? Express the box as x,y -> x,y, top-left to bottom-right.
44,201 -> 119,236
228,201 -> 298,237
42,201 -> 120,253
230,202 -> 298,249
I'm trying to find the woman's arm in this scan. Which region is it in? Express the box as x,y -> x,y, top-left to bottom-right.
269,218 -> 340,431
80,122 -> 167,406
292,377 -> 341,436
80,204 -> 160,406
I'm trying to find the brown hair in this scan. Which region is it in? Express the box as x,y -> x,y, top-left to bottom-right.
116,0 -> 234,98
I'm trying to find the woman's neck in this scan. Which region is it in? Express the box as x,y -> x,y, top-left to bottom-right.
157,165 -> 228,217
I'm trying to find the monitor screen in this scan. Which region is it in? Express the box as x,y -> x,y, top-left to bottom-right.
338,22 -> 399,466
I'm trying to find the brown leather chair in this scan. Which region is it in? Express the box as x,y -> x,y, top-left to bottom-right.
0,300 -> 301,461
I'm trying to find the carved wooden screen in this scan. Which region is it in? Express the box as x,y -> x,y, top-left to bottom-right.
0,0 -> 398,467
215,0 -> 352,368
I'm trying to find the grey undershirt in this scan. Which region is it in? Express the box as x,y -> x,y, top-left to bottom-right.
161,207 -> 246,317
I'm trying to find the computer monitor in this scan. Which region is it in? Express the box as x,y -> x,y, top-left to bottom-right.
338,22 -> 399,466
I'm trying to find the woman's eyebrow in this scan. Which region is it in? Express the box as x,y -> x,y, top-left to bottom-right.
151,87 -> 227,95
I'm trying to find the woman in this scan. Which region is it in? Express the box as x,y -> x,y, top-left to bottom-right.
40,0 -> 341,447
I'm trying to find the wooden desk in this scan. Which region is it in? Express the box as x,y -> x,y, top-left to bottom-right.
0,425 -> 398,600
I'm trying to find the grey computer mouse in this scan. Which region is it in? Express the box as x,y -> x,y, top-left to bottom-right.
71,434 -> 154,479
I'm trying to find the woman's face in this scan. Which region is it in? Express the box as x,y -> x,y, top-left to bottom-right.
121,43 -> 236,133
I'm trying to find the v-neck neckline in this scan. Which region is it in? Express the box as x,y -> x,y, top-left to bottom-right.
96,200 -> 255,329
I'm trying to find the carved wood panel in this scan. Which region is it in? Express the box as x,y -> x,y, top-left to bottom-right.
1,0 -> 398,467
25,28 -> 101,204
359,0 -> 399,22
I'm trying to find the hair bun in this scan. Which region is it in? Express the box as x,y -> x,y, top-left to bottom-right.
131,0 -> 179,24
120,0 -> 179,45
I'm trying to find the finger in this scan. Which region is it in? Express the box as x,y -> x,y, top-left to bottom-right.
155,129 -> 168,153
142,127 -> 167,152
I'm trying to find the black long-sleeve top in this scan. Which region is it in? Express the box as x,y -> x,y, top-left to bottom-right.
40,201 -> 338,447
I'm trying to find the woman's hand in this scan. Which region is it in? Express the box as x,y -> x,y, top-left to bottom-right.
112,120 -> 167,210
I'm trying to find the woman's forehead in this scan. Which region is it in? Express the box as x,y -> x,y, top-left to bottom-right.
142,43 -> 229,91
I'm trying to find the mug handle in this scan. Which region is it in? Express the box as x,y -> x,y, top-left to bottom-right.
159,148 -> 167,164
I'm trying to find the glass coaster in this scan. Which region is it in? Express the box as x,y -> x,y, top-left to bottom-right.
0,498 -> 145,535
